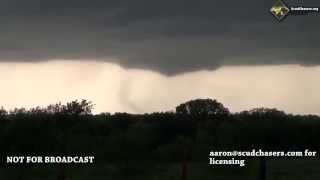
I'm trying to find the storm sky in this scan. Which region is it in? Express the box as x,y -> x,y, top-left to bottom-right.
0,0 -> 319,114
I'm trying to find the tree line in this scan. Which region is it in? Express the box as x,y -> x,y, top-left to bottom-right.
0,99 -> 319,178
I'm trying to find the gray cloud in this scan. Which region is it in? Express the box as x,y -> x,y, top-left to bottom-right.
0,0 -> 319,75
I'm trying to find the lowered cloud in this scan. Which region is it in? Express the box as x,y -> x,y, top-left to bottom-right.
0,0 -> 319,75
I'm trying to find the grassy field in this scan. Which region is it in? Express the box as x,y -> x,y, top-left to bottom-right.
0,159 -> 319,180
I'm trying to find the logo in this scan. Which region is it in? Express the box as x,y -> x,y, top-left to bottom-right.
270,0 -> 290,21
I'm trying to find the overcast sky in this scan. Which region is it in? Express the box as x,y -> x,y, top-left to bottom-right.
0,0 -> 319,114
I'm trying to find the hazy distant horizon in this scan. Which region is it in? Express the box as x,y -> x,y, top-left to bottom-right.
1,61 -> 319,115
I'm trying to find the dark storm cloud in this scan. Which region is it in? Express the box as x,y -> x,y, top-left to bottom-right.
0,0 -> 319,75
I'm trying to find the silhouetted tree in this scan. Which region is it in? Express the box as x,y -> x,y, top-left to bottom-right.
247,107 -> 286,116
0,107 -> 7,120
176,99 -> 230,115
0,99 -> 320,179
45,99 -> 94,116
64,99 -> 94,116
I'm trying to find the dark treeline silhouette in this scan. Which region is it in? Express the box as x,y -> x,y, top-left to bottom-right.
0,99 -> 319,179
